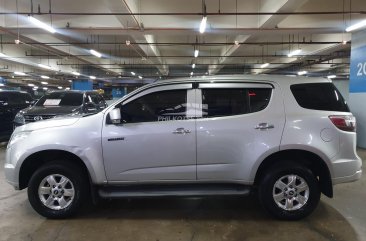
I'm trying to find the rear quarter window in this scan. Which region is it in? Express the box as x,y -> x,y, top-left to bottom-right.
290,83 -> 349,112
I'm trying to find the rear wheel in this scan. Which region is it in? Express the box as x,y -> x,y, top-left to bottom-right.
258,164 -> 320,220
28,161 -> 88,219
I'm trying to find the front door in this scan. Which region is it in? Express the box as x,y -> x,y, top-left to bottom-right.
102,84 -> 197,182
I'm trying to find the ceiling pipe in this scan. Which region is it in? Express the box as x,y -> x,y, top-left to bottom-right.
0,41 -> 350,46
0,11 -> 364,16
25,53 -> 348,58
54,63 -> 349,66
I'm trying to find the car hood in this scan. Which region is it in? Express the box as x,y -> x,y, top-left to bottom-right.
14,115 -> 80,132
22,105 -> 81,115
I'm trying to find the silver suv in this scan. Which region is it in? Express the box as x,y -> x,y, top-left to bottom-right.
4,75 -> 362,220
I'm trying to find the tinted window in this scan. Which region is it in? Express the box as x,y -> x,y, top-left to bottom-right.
13,93 -> 32,105
291,83 -> 349,112
120,90 -> 187,123
202,88 -> 271,118
87,93 -> 104,105
36,92 -> 83,106
248,88 -> 272,112
0,93 -> 9,105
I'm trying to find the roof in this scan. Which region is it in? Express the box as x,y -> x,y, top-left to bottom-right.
152,74 -> 331,87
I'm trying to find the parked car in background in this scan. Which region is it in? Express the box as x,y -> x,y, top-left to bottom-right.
0,90 -> 34,141
13,90 -> 107,127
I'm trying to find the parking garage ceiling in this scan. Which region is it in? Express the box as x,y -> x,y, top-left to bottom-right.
0,0 -> 365,89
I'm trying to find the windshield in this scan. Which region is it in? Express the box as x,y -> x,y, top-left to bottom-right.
36,92 -> 83,106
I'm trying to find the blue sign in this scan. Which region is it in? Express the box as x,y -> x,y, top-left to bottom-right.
112,88 -> 126,99
72,80 -> 93,90
350,31 -> 366,93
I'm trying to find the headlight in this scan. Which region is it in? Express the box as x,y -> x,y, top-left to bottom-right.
7,131 -> 32,148
14,112 -> 25,125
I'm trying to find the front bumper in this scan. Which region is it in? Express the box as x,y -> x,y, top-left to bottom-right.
4,148 -> 20,190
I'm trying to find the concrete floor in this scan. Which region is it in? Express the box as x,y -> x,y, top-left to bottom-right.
0,144 -> 365,241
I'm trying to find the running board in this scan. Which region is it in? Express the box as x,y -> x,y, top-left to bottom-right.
98,184 -> 251,199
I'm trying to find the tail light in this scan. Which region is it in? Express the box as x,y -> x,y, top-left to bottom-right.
329,115 -> 356,132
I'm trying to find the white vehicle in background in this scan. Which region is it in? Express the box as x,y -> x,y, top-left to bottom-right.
4,75 -> 362,220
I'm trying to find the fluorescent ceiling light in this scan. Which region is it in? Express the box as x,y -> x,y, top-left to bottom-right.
297,71 -> 307,76
90,76 -> 96,80
58,86 -> 62,89
66,87 -> 70,90
28,83 -> 35,87
0,83 -> 4,86
14,71 -> 26,76
68,80 -> 72,83
261,63 -> 270,68
131,72 -> 136,76
327,75 -> 336,79
190,72 -> 193,76
72,71 -> 80,76
41,82 -> 48,85
288,49 -> 302,57
89,49 -> 102,58
194,49 -> 199,58
346,19 -> 366,32
41,75 -> 50,79
43,87 -> 48,90
33,87 -> 38,90
38,64 -> 53,70
0,53 -> 8,57
29,16 -> 56,33
138,76 -> 143,79
192,63 -> 196,69
199,16 -> 207,33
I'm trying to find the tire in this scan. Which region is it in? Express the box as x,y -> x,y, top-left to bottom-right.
27,161 -> 89,219
258,164 -> 320,220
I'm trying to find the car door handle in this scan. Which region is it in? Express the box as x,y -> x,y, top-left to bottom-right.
172,128 -> 191,134
255,123 -> 274,130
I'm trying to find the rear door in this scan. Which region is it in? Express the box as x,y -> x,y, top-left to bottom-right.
196,82 -> 285,182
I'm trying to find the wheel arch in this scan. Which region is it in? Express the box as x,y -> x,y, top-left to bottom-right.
19,149 -> 92,190
253,149 -> 333,197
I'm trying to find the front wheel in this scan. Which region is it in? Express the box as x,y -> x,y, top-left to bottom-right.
258,164 -> 320,220
27,161 -> 88,219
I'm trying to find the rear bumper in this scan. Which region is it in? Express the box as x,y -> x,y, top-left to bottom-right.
332,169 -> 362,185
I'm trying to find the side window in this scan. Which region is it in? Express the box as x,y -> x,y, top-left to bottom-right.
201,88 -> 272,118
7,93 -> 21,105
290,83 -> 349,112
248,88 -> 272,112
120,90 -> 187,123
0,94 -> 9,106
23,94 -> 33,104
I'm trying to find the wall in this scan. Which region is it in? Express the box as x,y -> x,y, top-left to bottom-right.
349,30 -> 366,148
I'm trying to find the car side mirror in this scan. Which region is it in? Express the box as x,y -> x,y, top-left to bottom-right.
109,108 -> 121,124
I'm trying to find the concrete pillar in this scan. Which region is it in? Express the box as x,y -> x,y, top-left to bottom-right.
349,30 -> 366,148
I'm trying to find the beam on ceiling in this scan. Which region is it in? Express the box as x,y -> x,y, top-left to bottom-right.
105,0 -> 168,75
208,0 -> 310,75
1,27 -> 346,35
